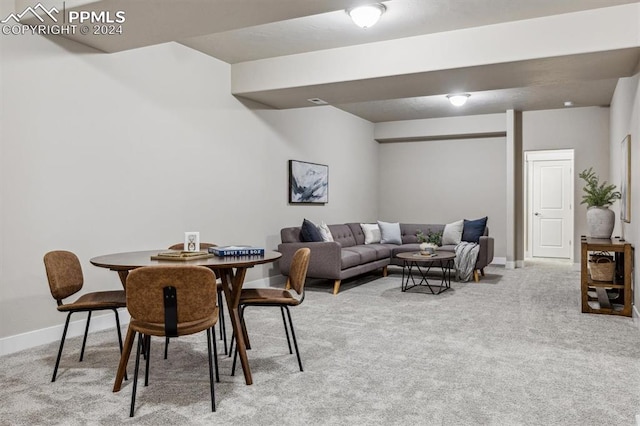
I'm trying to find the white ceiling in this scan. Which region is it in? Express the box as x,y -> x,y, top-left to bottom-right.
39,0 -> 640,122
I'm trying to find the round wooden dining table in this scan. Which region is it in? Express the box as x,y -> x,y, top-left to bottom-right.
90,249 -> 282,390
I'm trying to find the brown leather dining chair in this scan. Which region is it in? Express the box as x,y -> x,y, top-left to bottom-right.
121,265 -> 219,417
167,242 -> 227,356
231,247 -> 310,374
43,250 -> 126,382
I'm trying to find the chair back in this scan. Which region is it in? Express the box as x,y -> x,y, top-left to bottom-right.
126,265 -> 217,325
43,250 -> 83,302
289,248 -> 311,295
167,242 -> 217,251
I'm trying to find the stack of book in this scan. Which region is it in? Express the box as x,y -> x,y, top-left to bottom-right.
208,246 -> 265,257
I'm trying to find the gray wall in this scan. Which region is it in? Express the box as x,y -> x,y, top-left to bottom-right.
522,107 -> 611,262
378,137 -> 507,259
609,73 -> 640,316
0,36 -> 378,338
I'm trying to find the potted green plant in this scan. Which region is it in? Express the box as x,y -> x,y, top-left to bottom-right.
579,167 -> 621,238
416,230 -> 442,255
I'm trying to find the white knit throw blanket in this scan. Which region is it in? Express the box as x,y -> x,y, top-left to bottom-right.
454,242 -> 480,282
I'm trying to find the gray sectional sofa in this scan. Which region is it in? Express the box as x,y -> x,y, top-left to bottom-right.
278,222 -> 494,294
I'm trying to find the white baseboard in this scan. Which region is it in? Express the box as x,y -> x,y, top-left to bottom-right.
0,275 -> 285,357
0,310 -> 131,357
491,257 -> 506,266
633,304 -> 640,330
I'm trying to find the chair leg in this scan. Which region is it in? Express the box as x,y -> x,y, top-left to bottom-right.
130,333 -> 142,417
217,291 -> 228,355
79,311 -> 92,362
228,333 -> 235,358
144,335 -> 151,387
206,329 -> 217,412
52,312 -> 72,382
112,309 -> 127,381
210,327 -> 220,383
280,306 -> 293,354
284,307 -> 303,372
164,337 -> 169,360
231,343 -> 238,376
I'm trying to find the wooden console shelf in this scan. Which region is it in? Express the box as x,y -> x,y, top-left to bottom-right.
580,237 -> 633,317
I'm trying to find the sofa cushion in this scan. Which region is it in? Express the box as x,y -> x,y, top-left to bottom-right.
360,223 -> 381,244
366,244 -> 393,260
341,249 -> 363,269
462,216 -> 488,243
301,218 -> 323,242
329,224 -> 357,247
442,220 -> 464,245
378,221 -> 402,244
345,246 -> 378,263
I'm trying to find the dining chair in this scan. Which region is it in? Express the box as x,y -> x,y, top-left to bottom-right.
122,265 -> 219,417
43,250 -> 126,382
230,247 -> 310,374
166,242 -> 227,356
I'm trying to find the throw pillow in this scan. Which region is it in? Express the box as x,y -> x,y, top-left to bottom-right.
441,219 -> 464,245
360,223 -> 381,244
317,221 -> 334,242
462,216 -> 488,243
377,221 -> 402,244
300,218 -> 323,242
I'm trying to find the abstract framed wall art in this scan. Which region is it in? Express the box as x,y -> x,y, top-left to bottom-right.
621,134 -> 631,223
289,160 -> 328,204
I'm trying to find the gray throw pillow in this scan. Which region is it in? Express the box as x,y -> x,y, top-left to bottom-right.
378,221 -> 402,244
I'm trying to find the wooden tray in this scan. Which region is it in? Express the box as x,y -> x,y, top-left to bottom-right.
150,251 -> 215,261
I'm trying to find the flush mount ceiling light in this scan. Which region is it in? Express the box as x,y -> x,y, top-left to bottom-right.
447,94 -> 470,107
564,101 -> 574,107
347,3 -> 386,29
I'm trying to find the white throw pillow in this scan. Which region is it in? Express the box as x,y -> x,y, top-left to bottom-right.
442,219 -> 464,245
317,221 -> 334,242
360,223 -> 381,244
377,221 -> 402,244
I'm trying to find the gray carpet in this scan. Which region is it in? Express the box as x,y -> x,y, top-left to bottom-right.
1,262 -> 639,425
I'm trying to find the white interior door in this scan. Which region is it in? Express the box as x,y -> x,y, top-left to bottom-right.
532,159 -> 572,258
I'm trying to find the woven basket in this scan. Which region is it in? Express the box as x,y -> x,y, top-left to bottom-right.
589,256 -> 615,281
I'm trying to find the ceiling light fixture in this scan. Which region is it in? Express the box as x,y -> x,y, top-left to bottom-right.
447,94 -> 470,107
347,3 -> 386,29
564,101 -> 574,107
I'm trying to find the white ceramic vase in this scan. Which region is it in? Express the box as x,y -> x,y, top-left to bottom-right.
419,242 -> 437,255
586,206 -> 615,239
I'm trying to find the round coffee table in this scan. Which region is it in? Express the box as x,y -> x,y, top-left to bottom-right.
396,251 -> 456,294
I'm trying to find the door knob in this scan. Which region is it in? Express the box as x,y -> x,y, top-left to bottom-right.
534,212 -> 541,216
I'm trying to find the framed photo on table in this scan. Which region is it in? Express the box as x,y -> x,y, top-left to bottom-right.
621,135 -> 631,223
289,160 -> 328,204
184,231 -> 200,252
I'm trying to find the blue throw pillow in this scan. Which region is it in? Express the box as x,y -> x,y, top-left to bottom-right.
462,216 -> 487,243
300,218 -> 323,242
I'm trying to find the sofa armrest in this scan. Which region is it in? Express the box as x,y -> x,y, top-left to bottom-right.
278,241 -> 342,279
475,236 -> 494,269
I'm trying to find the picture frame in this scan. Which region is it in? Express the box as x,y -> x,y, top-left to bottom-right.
621,134 -> 631,223
289,160 -> 328,204
184,231 -> 200,252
